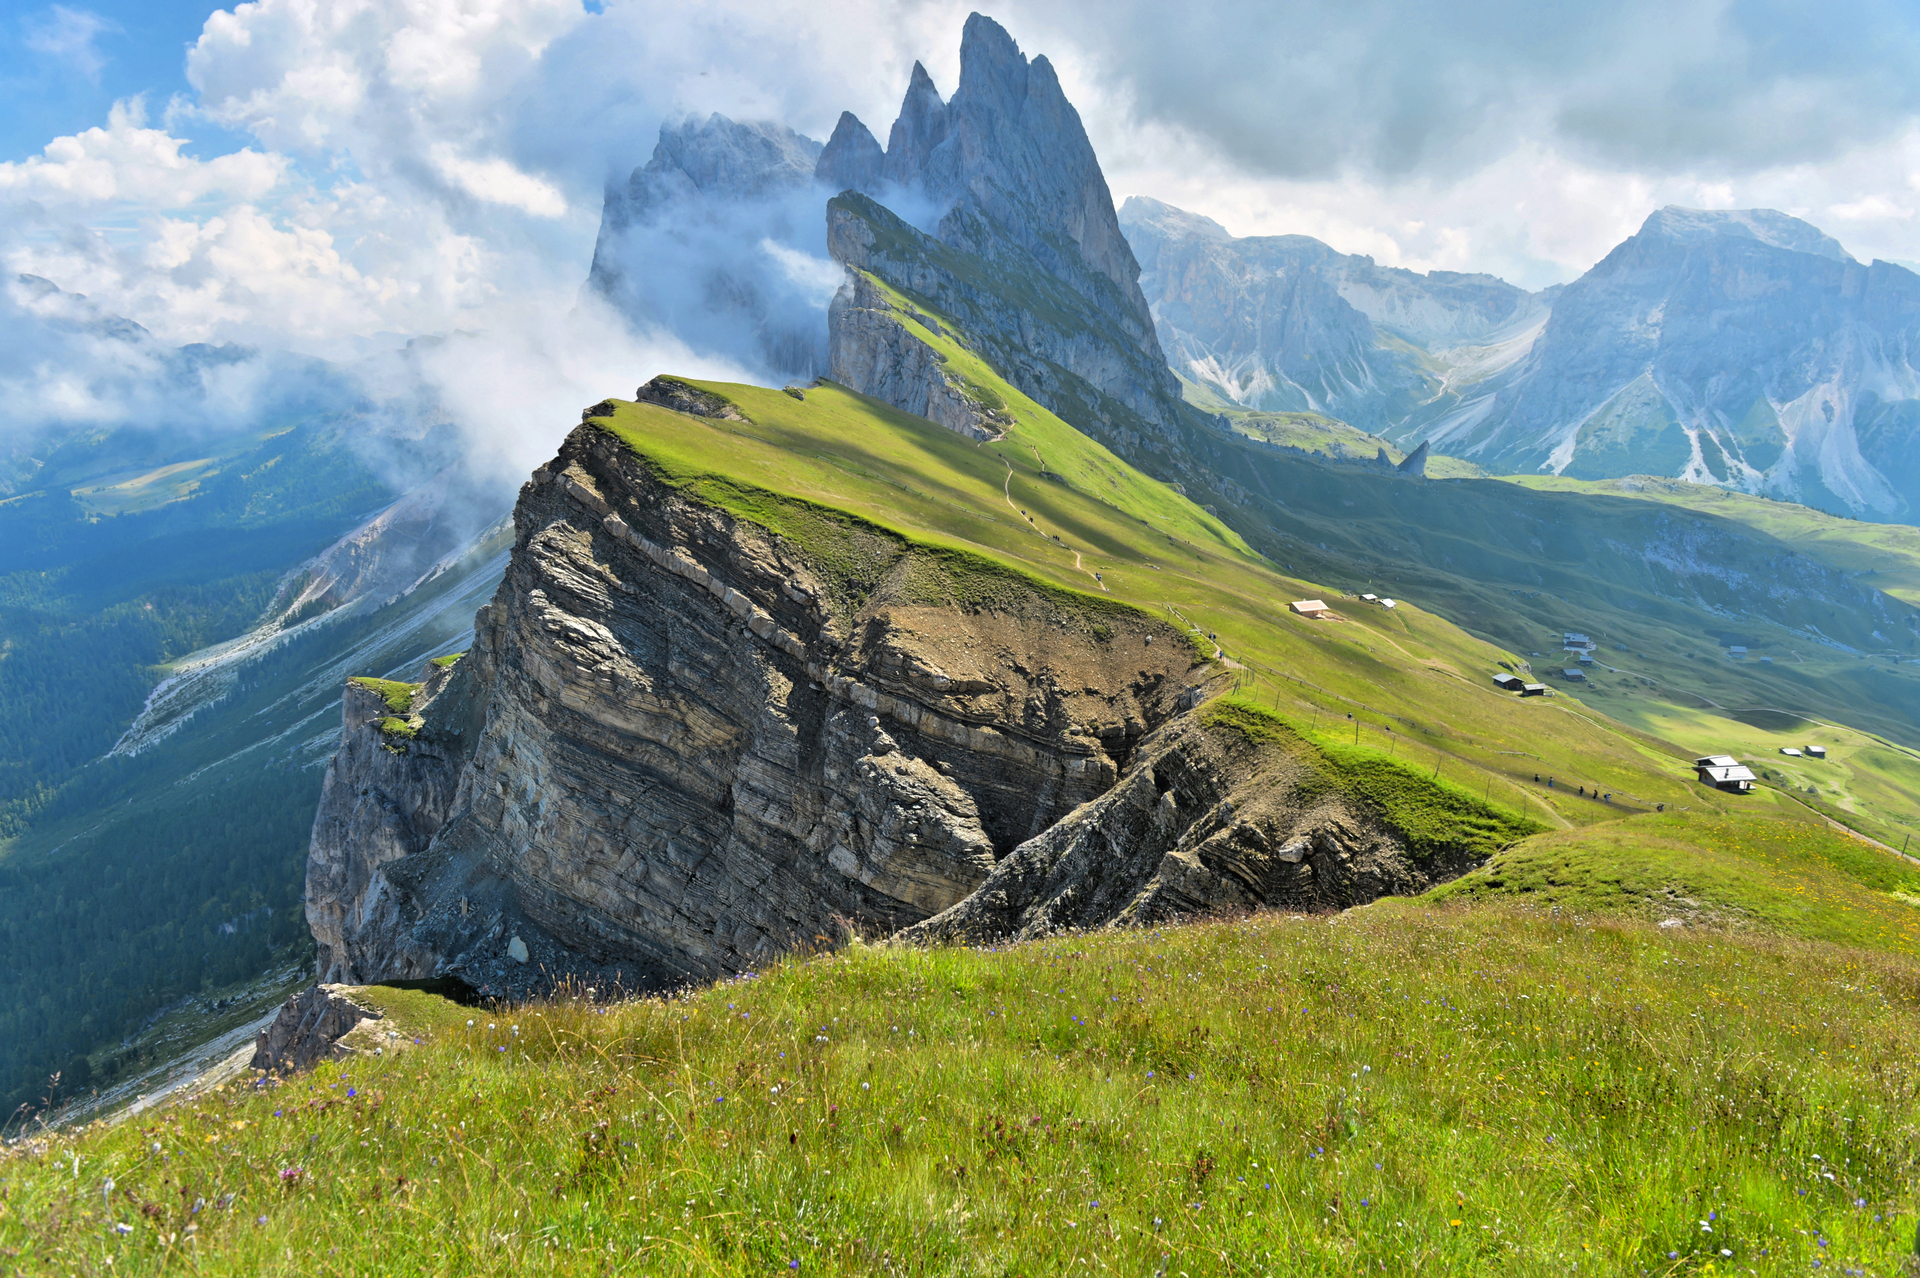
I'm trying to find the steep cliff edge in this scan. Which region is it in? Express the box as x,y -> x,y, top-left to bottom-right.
307,655 -> 484,983
308,378 -> 1539,993
311,387 -> 1208,991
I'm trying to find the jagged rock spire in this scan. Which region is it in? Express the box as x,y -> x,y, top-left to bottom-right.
818,13 -> 1159,363
816,111 -> 885,193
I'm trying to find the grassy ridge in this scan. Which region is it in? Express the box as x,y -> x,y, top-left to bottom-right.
1204,700 -> 1543,861
9,908 -> 1920,1274
1425,811 -> 1920,954
585,377 -> 1791,838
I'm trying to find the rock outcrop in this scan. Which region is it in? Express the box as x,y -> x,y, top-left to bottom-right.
308,390 -> 1211,992
826,273 -> 1009,440
307,655 -> 483,983
905,714 -> 1482,943
250,985 -> 383,1074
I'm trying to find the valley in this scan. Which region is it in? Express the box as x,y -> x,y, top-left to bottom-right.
4,8 -> 1920,1273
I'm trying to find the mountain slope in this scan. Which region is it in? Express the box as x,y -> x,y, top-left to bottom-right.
1121,200 -> 1920,522
1119,195 -> 1551,435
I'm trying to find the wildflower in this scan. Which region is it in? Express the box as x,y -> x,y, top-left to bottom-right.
789,1262 -> 800,1271
114,1223 -> 133,1235
273,1109 -> 282,1117
862,1083 -> 870,1090
1719,1249 -> 1731,1258
257,1216 -> 268,1226
347,1087 -> 356,1098
279,1166 -> 304,1186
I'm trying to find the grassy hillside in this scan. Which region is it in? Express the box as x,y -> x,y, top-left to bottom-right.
11,904 -> 1920,1274
1426,809 -> 1920,952
1505,474 -> 1920,610
590,369 -> 1798,842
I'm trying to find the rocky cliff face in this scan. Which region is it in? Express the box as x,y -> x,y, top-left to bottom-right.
309,388 -> 1218,991
904,712 -> 1481,944
819,18 -> 1187,446
1118,195 -> 1551,433
308,381 -> 1507,991
307,656 -> 484,984
825,192 -> 1205,470
827,273 -> 1010,441
821,17 -> 1158,367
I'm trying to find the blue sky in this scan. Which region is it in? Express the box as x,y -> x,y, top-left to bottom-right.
0,0 -> 235,161
1,0 -> 1917,356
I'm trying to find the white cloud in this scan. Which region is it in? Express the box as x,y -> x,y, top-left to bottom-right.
23,5 -> 117,82
0,100 -> 284,208
429,146 -> 567,218
7,0 -> 1920,377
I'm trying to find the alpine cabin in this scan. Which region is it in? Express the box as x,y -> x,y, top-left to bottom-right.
1695,755 -> 1757,793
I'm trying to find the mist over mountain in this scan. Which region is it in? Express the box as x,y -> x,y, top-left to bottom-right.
1123,198 -> 1920,522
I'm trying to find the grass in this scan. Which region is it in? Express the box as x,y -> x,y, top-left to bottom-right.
10,906 -> 1920,1274
430,653 -> 466,670
347,678 -> 419,716
1425,810 -> 1920,954
1501,474 -> 1920,611
1204,700 -> 1542,862
582,368 -> 1791,842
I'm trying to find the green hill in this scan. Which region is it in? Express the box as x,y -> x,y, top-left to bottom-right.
11,901 -> 1920,1274
12,313 -> 1920,1276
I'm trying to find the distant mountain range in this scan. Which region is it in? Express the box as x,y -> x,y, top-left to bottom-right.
1121,199 -> 1920,522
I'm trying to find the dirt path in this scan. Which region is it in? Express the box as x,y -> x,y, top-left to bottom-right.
1001,459 -> 1107,592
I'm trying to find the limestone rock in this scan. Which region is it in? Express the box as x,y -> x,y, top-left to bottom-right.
308,416 -> 1202,994
827,273 -> 1006,440
816,112 -> 885,193
901,714 -> 1484,945
306,654 -> 483,984
250,985 -> 382,1075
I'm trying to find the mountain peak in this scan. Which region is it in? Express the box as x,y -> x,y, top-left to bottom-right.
1118,196 -> 1232,244
817,111 -> 885,192
955,13 -> 1030,116
1637,206 -> 1853,263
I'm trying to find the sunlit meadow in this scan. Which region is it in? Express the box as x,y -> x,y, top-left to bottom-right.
5,904 -> 1918,1275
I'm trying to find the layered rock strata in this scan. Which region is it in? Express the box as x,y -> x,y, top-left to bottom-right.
250,985 -> 384,1074
308,656 -> 483,983
309,391 -> 1207,991
904,714 -> 1479,944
